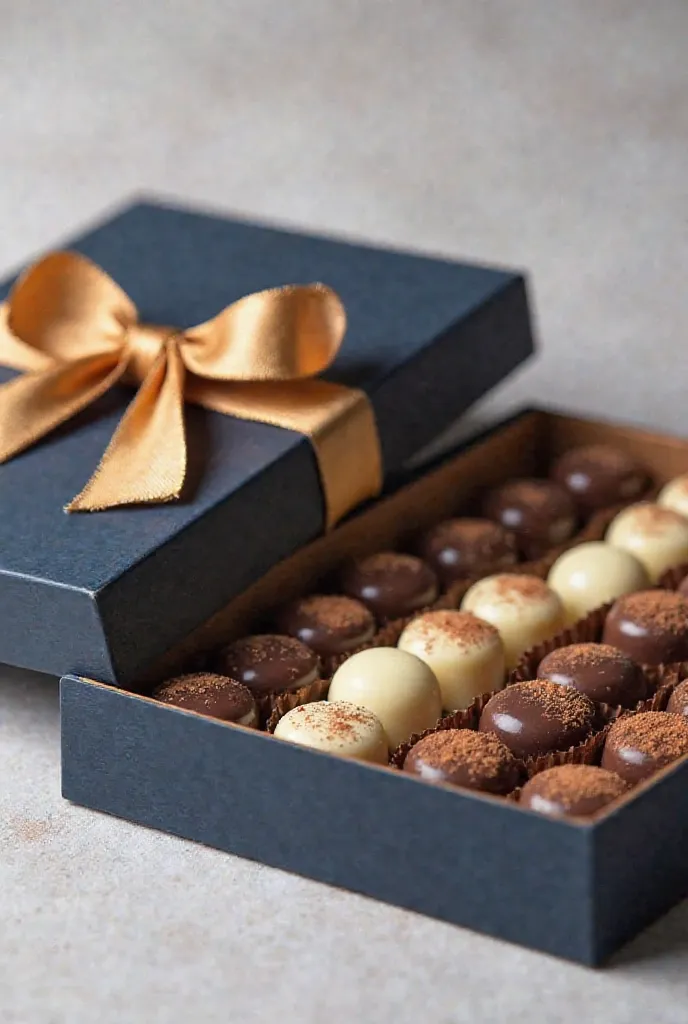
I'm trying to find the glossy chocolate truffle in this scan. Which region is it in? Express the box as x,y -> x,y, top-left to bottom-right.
461,574 -> 566,669
482,478 -> 577,558
153,672 -> 258,727
601,711 -> 688,784
479,680 -> 597,758
404,729 -> 522,794
340,552 -> 438,620
547,541 -> 649,626
538,643 -> 647,708
666,679 -> 688,719
551,444 -> 647,513
606,502 -> 688,583
277,594 -> 375,657
418,518 -> 518,586
398,610 -> 505,710
327,647 -> 442,749
274,701 -> 388,763
520,764 -> 628,818
218,634 -> 319,696
602,590 -> 688,665
658,474 -> 688,520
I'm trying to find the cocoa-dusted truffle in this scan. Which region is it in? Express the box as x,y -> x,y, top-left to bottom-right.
418,518 -> 518,586
520,764 -> 628,818
601,711 -> 688,784
538,643 -> 647,708
658,473 -> 688,520
277,594 -> 375,657
551,444 -> 647,514
602,590 -> 688,665
606,502 -> 688,583
274,701 -> 388,763
666,679 -> 688,719
479,680 -> 597,758
404,729 -> 522,794
153,672 -> 258,727
482,478 -> 577,558
217,634 -> 319,696
340,552 -> 438,620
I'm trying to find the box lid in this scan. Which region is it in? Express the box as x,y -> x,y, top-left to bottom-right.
0,199 -> 534,684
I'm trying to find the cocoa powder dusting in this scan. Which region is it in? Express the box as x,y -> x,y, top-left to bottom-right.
614,591 -> 688,635
293,702 -> 377,743
492,574 -> 552,603
290,595 -> 372,633
410,729 -> 516,782
357,552 -> 427,575
409,610 -> 499,650
516,681 -> 595,728
626,503 -> 687,538
545,643 -> 630,669
529,764 -> 627,803
609,711 -> 688,760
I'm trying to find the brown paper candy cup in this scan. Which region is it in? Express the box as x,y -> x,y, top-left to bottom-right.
263,676 -> 331,733
524,722 -> 610,780
658,561 -> 688,591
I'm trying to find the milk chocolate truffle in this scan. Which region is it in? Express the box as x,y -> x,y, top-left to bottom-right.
606,502 -> 688,583
538,643 -> 647,708
327,647 -> 442,749
218,634 -> 319,696
547,541 -> 649,626
404,729 -> 522,794
277,595 -> 375,657
666,679 -> 688,719
418,518 -> 518,586
461,574 -> 566,669
601,711 -> 688,784
274,701 -> 388,763
551,444 -> 647,514
153,673 -> 258,727
479,680 -> 597,758
658,474 -> 688,520
340,552 -> 438,620
602,590 -> 688,665
482,479 -> 577,558
520,764 -> 628,818
398,610 -> 505,710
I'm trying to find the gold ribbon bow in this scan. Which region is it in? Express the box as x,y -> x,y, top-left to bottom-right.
0,252 -> 382,526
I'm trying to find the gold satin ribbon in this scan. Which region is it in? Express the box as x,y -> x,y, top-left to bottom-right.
0,251 -> 383,527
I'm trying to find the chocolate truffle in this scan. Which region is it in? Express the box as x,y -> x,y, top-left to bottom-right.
327,647 -> 442,749
277,594 -> 375,658
461,574 -> 566,669
153,672 -> 258,727
397,610 -> 505,710
547,541 -> 649,626
520,764 -> 628,818
218,634 -> 319,696
482,478 -> 577,558
601,711 -> 688,784
658,473 -> 688,520
479,680 -> 597,758
551,444 -> 647,514
404,729 -> 522,794
606,502 -> 688,583
340,552 -> 438,620
418,518 -> 518,586
538,643 -> 647,708
602,590 -> 688,665
666,679 -> 688,719
274,701 -> 388,763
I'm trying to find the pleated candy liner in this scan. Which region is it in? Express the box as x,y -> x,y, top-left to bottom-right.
264,675 -> 332,733
659,561 -> 688,591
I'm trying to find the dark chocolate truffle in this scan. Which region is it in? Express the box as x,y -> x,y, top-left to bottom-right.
520,764 -> 628,818
218,634 -> 319,696
551,444 -> 647,514
537,643 -> 647,708
340,552 -> 438,620
153,672 -> 258,726
601,711 -> 688,784
479,680 -> 597,758
602,590 -> 688,665
404,729 -> 522,794
418,518 -> 518,586
277,594 -> 375,657
482,478 -> 577,559
666,679 -> 688,719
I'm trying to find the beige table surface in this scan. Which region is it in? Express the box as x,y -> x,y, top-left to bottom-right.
1,2 -> 688,1020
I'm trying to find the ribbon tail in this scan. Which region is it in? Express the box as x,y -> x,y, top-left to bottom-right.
0,352 -> 127,463
67,340 -> 187,512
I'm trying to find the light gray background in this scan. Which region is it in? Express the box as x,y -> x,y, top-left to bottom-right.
1,2 -> 687,1021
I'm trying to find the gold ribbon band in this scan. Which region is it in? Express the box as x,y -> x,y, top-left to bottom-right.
0,251 -> 383,527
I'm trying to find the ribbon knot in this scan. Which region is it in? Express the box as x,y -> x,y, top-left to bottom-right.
0,251 -> 382,524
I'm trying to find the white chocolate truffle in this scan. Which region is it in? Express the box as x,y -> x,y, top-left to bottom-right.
606,502 -> 688,583
547,541 -> 650,626
658,475 -> 688,520
327,647 -> 442,749
461,574 -> 565,669
398,610 -> 505,710
273,701 -> 388,763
